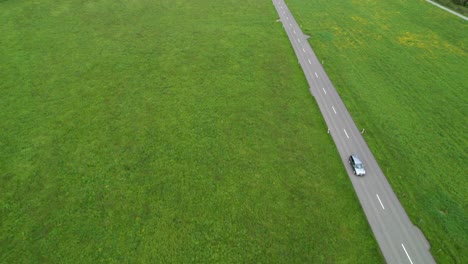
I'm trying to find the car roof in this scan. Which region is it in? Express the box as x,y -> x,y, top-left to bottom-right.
351,155 -> 362,163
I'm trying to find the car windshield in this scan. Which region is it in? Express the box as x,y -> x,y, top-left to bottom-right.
355,163 -> 363,169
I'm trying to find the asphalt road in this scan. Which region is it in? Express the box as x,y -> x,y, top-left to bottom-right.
272,1 -> 436,263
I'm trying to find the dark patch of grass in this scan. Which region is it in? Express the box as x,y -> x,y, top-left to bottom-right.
432,0 -> 468,16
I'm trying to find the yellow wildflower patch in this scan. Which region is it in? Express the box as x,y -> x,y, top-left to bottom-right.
397,31 -> 465,56
351,15 -> 367,24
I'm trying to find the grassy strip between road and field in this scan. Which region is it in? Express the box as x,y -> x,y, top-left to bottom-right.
286,0 -> 467,263
1,0 -> 383,262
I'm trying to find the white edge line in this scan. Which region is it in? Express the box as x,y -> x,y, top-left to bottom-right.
343,129 -> 349,139
322,88 -> 326,94
376,194 -> 385,210
426,0 -> 468,21
332,106 -> 336,114
401,244 -> 414,264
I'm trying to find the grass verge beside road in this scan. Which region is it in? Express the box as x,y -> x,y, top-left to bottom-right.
286,0 -> 467,262
0,0 -> 382,262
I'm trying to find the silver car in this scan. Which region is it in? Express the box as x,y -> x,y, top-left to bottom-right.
349,155 -> 366,176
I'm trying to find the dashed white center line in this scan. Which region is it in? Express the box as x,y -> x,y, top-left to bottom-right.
289,23 -> 292,27
401,244 -> 414,264
286,17 -> 289,20
297,38 -> 301,43
343,129 -> 349,139
315,72 -> 318,78
332,106 -> 336,114
302,48 -> 306,53
376,194 -> 385,210
308,59 -> 311,65
293,30 -> 296,34
322,88 -> 327,94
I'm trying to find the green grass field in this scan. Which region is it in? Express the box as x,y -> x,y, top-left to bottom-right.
0,0 -> 384,262
286,0 -> 467,263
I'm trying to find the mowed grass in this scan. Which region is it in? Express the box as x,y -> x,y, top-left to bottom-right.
0,0 -> 383,262
286,0 -> 467,263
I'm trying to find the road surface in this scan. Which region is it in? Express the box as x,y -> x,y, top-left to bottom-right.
272,1 -> 436,263
426,0 -> 468,21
